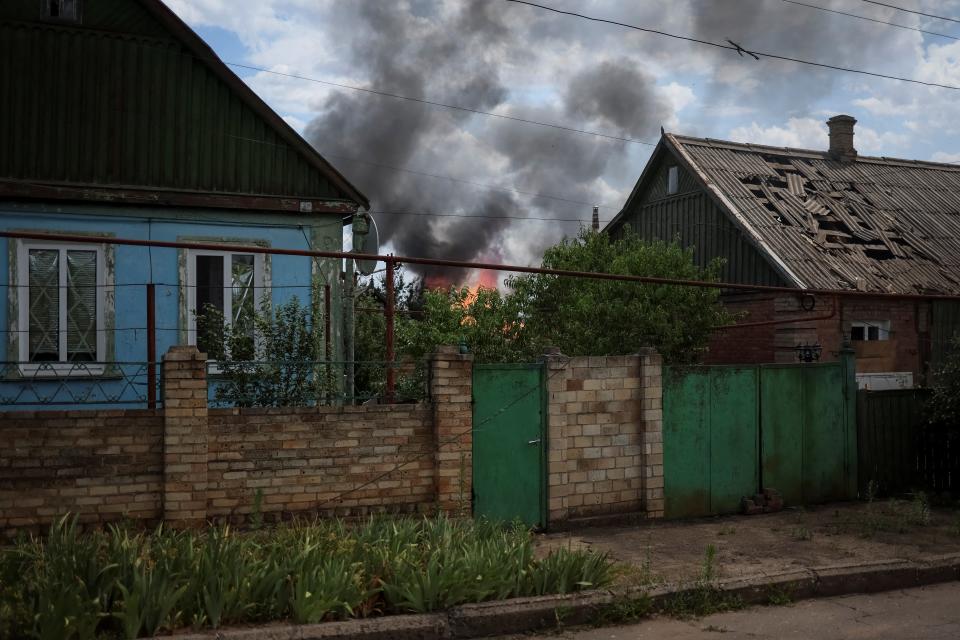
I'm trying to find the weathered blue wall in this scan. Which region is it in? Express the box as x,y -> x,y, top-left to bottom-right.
0,202 -> 344,409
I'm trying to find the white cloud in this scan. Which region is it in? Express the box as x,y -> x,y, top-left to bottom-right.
931,151 -> 960,164
728,118 -> 827,150
852,97 -> 916,117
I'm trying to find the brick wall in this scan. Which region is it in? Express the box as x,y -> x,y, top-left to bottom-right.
0,409 -> 163,537
544,351 -> 663,523
706,293 -> 930,380
207,404 -> 435,521
1,344 -> 669,535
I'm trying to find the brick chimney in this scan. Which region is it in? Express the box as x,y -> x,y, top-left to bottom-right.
591,205 -> 599,231
827,114 -> 857,162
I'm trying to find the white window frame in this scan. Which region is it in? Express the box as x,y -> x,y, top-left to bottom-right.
851,320 -> 891,341
16,241 -> 106,376
186,249 -> 266,357
667,165 -> 680,195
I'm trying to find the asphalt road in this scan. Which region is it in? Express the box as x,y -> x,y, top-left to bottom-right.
500,582 -> 960,639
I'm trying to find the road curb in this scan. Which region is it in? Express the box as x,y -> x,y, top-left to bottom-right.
166,556 -> 960,639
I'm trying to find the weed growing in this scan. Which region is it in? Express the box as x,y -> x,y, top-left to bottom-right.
662,545 -> 743,619
0,515 -> 612,639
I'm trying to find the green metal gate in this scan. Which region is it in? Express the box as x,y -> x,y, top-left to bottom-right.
664,358 -> 856,518
662,367 -> 759,518
472,363 -> 546,527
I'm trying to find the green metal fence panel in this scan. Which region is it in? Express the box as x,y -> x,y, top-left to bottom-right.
665,360 -> 855,519
663,369 -> 711,518
472,364 -> 545,528
708,368 -> 760,514
802,364 -> 850,503
663,367 -> 759,518
760,366 -> 804,505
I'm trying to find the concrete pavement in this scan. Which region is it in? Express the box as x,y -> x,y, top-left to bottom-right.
498,582 -> 960,639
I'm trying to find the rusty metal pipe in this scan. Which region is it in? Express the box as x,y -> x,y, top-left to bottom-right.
385,258 -> 396,403
716,295 -> 838,329
2,230 -> 959,302
146,283 -> 156,409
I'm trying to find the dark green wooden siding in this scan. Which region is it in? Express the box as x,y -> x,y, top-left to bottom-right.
619,191 -> 784,286
615,152 -> 784,286
0,1 -> 347,201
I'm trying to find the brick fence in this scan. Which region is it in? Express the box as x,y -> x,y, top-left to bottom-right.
0,345 -> 665,536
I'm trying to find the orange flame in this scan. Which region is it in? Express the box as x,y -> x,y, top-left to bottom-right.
460,271 -> 499,308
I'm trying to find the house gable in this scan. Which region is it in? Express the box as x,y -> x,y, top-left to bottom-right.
0,0 -> 367,211
607,145 -> 787,287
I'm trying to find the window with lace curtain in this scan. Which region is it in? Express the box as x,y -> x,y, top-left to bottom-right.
16,242 -> 105,373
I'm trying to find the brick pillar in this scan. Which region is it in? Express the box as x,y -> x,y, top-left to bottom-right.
543,349 -> 572,523
161,346 -> 208,527
639,348 -> 664,518
430,345 -> 473,515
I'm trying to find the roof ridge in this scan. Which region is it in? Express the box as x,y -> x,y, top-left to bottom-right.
669,133 -> 960,171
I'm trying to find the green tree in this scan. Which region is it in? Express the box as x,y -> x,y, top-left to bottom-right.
396,229 -> 731,364
397,285 -> 533,363
927,336 -> 960,427
507,229 -> 731,363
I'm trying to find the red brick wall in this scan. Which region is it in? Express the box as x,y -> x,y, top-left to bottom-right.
705,293 -> 930,379
0,409 -> 163,537
207,404 -> 436,521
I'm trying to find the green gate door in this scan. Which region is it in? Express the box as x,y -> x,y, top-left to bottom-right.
472,363 -> 546,527
663,367 -> 759,518
761,363 -> 855,505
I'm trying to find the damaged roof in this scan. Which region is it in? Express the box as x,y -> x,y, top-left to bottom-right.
657,134 -> 960,294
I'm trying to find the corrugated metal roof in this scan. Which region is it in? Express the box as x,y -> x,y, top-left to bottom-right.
0,0 -> 369,210
666,134 -> 960,295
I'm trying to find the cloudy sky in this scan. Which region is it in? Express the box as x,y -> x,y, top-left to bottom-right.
166,0 -> 960,283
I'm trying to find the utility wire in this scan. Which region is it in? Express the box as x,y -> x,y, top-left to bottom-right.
319,151 -> 619,210
857,0 -> 960,25
505,0 -> 960,92
226,62 -> 657,146
781,0 -> 958,40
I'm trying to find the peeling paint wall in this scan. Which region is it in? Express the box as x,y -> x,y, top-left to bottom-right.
0,202 -> 345,408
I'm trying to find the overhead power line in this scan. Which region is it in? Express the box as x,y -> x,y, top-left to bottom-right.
781,0 -> 958,40
223,133 -> 618,212
225,62 -> 657,146
370,209 -> 606,223
505,0 -> 960,92
319,151 -> 618,210
857,0 -> 960,25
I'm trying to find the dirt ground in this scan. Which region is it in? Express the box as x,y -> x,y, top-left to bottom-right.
537,500 -> 960,587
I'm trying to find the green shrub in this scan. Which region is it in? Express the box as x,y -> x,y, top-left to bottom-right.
0,515 -> 611,638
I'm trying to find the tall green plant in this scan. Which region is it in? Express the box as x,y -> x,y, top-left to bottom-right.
198,297 -> 333,407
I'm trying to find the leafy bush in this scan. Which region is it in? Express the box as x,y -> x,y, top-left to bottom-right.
397,229 -> 732,365
0,515 -> 611,638
927,336 -> 960,427
198,297 -> 337,407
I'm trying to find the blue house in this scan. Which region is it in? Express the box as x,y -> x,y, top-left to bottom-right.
0,0 -> 369,408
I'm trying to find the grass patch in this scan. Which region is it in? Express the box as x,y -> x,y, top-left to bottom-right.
848,492 -> 933,538
662,545 -> 743,619
0,515 -> 612,639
